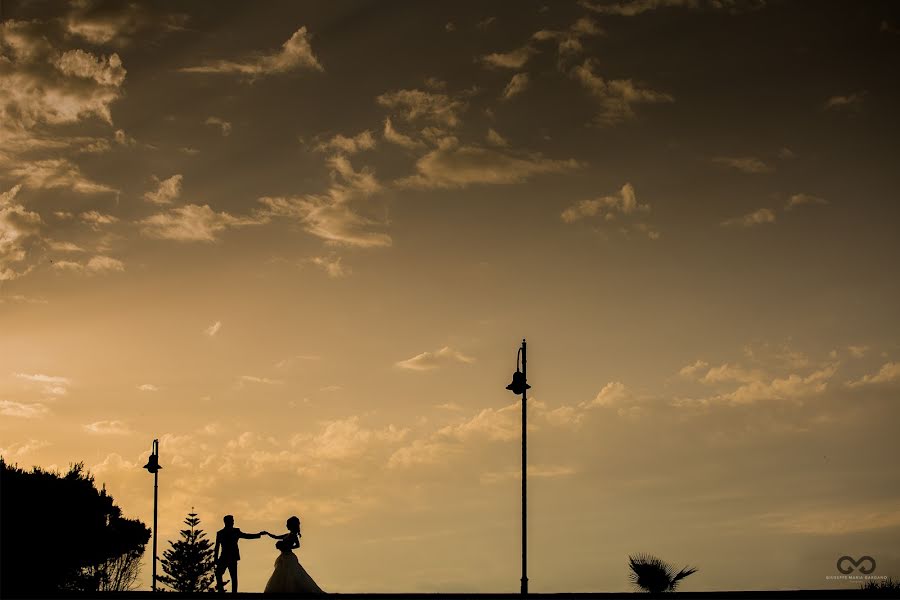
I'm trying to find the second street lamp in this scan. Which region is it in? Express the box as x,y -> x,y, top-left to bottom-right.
142,439 -> 162,592
506,339 -> 531,594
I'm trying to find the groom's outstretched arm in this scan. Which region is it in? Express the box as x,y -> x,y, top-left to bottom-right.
237,529 -> 264,539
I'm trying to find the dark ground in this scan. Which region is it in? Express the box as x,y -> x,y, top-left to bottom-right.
0,591 -> 880,600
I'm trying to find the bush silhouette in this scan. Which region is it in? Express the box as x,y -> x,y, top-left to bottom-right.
0,459 -> 150,594
628,553 -> 698,593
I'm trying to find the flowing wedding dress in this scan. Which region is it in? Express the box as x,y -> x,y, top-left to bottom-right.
264,534 -> 324,594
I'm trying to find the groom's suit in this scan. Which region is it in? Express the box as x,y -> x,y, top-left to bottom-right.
215,526 -> 261,593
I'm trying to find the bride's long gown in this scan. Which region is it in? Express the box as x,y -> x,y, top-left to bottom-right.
264,541 -> 324,594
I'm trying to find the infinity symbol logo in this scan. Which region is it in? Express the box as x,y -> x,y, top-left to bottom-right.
836,555 -> 876,575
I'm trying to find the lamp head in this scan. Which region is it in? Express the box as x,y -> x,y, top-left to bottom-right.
506,369 -> 531,395
143,453 -> 161,474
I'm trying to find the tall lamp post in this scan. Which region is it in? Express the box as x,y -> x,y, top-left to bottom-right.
506,339 -> 531,594
142,439 -> 162,592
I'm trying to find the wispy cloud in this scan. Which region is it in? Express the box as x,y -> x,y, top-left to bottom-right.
572,59 -> 673,125
205,321 -> 222,337
501,73 -> 530,100
205,116 -> 232,136
180,27 -> 323,77
143,175 -> 183,205
141,204 -> 267,242
721,208 -> 776,227
846,362 -> 900,388
14,372 -> 71,396
824,91 -> 866,112
785,193 -> 827,210
84,420 -> 132,435
712,156 -> 773,174
395,346 -> 475,371
480,45 -> 537,69
0,400 -> 49,418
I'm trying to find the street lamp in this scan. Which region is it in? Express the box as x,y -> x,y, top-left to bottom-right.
142,439 -> 162,592
506,339 -> 531,594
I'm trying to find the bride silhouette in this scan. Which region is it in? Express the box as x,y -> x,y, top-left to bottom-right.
263,516 -> 324,594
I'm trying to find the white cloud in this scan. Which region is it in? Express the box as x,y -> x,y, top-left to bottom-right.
52,255 -> 125,274
0,400 -> 49,418
239,375 -> 284,385
675,364 -> 838,407
180,27 -> 323,77
397,137 -> 579,190
395,346 -> 475,371
712,156 -> 773,174
54,49 -> 126,86
501,73 -> 530,100
485,128 -> 509,147
48,240 -> 85,252
8,159 -> 117,194
846,362 -> 900,388
785,193 -> 827,210
308,255 -> 350,278
580,0 -> 764,16
205,116 -> 232,136
376,88 -> 465,128
316,130 -> 376,155
561,182 -> 648,222
141,204 -> 266,242
0,439 -> 50,456
582,381 -> 630,408
14,372 -> 71,396
258,156 -> 391,248
137,383 -> 159,392
678,359 -> 710,378
721,208 -> 776,227
382,118 -> 423,149
824,91 -> 866,111
847,345 -> 869,359
0,185 -> 42,281
84,420 -> 132,435
205,320 -> 222,337
143,174 -> 183,205
572,59 -> 673,125
480,45 -> 536,69
79,210 -> 118,225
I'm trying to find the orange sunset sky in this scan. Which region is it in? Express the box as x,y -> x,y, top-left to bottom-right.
2,0 -> 900,593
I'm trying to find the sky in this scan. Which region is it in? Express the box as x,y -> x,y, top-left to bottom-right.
2,0 -> 900,593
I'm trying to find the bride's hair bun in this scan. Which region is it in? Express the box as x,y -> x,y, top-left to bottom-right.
286,516 -> 300,532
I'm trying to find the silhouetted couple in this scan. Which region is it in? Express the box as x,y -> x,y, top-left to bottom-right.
214,514 -> 323,594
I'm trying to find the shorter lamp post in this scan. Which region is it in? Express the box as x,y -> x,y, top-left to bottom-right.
142,439 -> 162,592
506,339 -> 531,594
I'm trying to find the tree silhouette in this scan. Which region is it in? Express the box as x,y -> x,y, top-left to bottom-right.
628,553 -> 698,593
159,510 -> 216,592
0,459 -> 150,595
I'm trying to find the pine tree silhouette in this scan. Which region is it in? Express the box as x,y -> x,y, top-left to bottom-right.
159,509 -> 216,592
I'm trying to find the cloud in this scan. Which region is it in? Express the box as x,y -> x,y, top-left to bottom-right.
679,359 -> 710,378
382,118 -> 423,149
84,420 -> 132,435
137,383 -> 159,392
315,130 -> 376,155
239,375 -> 284,385
180,27 -> 323,77
480,464 -> 576,485
48,241 -> 84,253
143,174 -> 183,205
485,128 -> 509,147
0,439 -> 50,457
63,1 -> 188,46
7,159 -> 117,194
308,255 -> 350,278
561,182 -> 648,222
0,400 -> 49,418
846,362 -> 900,388
14,372 -> 71,396
675,364 -> 837,407
580,0 -> 765,16
397,137 -> 580,190
141,204 -> 267,242
501,73 -> 530,100
205,321 -> 222,337
532,17 -> 603,65
582,381 -> 631,408
395,346 -> 475,371
572,59 -> 673,125
53,255 -> 125,274
376,89 -> 466,128
480,45 -> 536,69
205,116 -> 232,136
258,156 -> 391,248
712,156 -> 773,174
0,185 -> 42,281
79,210 -> 118,226
824,91 -> 866,111
721,208 -> 776,227
785,193 -> 827,210
847,345 -> 869,359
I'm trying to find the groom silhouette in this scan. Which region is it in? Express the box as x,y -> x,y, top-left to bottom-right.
214,515 -> 265,593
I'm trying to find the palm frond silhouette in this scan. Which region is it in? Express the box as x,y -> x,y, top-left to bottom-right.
628,553 -> 698,593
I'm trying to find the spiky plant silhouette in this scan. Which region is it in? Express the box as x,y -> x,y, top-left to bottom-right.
628,553 -> 698,593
